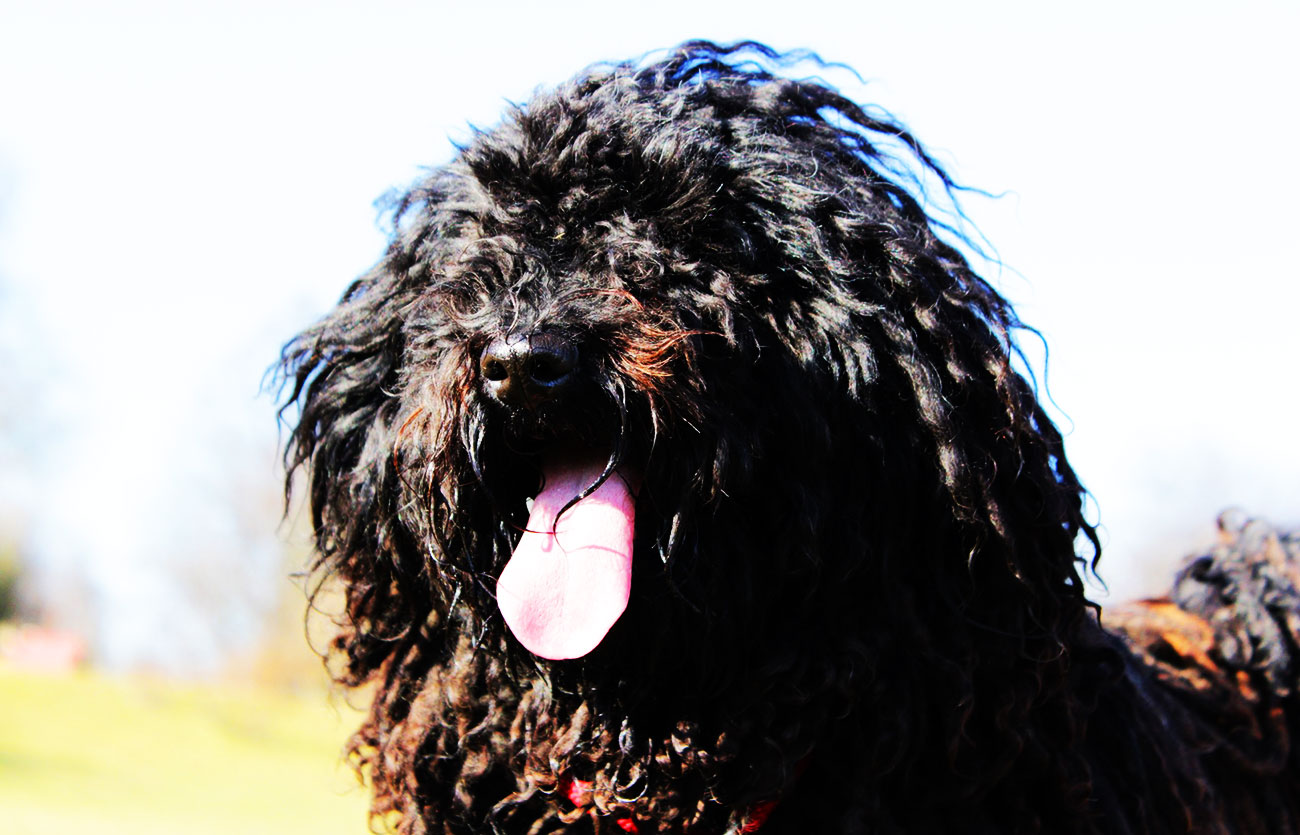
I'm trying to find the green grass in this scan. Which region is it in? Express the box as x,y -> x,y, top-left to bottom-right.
0,668 -> 372,834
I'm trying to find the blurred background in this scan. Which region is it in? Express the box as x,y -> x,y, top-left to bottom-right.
1,0 -> 1297,831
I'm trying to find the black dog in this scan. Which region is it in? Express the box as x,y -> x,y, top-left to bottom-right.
279,42 -> 1300,834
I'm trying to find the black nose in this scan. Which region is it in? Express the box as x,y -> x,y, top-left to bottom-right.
480,332 -> 579,408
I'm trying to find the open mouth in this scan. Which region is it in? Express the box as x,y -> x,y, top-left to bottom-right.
495,446 -> 640,660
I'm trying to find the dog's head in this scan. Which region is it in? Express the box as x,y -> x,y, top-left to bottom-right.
278,41 -> 1101,830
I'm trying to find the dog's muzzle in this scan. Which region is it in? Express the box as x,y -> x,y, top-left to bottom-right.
480,332 -> 578,409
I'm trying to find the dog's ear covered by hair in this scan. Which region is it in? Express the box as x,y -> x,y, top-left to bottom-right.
277,242 -> 431,685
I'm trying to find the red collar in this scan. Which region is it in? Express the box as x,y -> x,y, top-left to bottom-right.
560,758 -> 805,834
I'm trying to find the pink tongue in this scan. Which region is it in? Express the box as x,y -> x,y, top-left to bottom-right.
496,454 -> 636,660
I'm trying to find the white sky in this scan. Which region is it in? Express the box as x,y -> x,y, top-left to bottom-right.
1,0 -> 1297,671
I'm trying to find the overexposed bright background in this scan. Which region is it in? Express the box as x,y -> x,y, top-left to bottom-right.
1,0 -> 1297,675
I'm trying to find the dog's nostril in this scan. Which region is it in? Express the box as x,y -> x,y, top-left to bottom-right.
526,341 -> 577,385
481,356 -> 510,382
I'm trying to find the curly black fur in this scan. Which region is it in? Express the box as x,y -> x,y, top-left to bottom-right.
278,42 -> 1300,834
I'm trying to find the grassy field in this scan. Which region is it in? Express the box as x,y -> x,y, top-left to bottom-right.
0,667 -> 372,834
